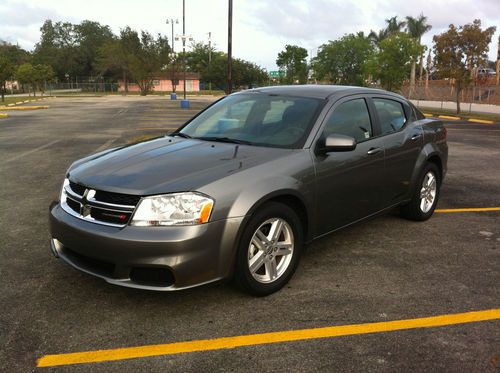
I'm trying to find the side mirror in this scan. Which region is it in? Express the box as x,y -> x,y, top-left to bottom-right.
318,134 -> 356,154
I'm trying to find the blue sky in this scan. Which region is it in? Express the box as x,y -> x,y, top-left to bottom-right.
1,0 -> 499,70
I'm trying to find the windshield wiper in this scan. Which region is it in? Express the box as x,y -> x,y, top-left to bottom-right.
169,132 -> 192,139
197,136 -> 253,145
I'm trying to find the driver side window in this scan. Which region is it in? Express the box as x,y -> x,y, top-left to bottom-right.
323,98 -> 373,142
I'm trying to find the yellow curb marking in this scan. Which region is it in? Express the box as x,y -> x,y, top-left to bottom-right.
37,309 -> 500,367
438,115 -> 460,120
423,113 -> 433,117
0,113 -> 9,118
435,207 -> 500,213
0,105 -> 49,110
468,118 -> 494,124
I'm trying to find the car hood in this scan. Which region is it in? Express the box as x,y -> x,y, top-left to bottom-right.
68,136 -> 291,195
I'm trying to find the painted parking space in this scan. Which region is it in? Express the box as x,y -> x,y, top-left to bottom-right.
1,96 -> 498,372
37,309 -> 500,368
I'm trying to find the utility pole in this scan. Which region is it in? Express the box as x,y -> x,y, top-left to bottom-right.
496,35 -> 499,86
208,32 -> 212,93
227,0 -> 233,94
182,0 -> 187,100
166,18 -> 178,93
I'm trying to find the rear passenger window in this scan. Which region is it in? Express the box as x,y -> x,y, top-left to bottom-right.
323,99 -> 372,142
373,99 -> 407,135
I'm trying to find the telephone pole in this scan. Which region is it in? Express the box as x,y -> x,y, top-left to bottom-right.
227,0 -> 233,94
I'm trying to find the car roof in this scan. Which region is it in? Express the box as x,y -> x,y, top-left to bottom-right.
240,85 -> 404,100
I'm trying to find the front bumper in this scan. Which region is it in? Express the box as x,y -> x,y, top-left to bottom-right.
49,202 -> 244,291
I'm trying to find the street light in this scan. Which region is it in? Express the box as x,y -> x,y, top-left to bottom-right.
166,18 -> 179,94
207,32 -> 212,93
176,0 -> 193,107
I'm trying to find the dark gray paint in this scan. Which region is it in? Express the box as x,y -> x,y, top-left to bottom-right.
49,85 -> 448,290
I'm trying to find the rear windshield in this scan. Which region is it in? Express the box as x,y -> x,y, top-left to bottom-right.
180,93 -> 324,148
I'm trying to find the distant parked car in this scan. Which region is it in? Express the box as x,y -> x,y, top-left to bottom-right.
49,85 -> 448,295
478,67 -> 496,76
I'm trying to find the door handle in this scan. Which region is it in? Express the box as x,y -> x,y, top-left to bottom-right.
367,147 -> 382,155
411,134 -> 422,141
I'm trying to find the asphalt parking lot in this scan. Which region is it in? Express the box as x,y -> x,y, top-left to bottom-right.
0,96 -> 499,372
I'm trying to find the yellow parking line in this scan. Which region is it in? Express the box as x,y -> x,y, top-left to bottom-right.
438,115 -> 460,120
435,207 -> 500,213
0,105 -> 49,110
423,113 -> 433,117
0,113 -> 9,118
468,118 -> 494,124
37,309 -> 500,368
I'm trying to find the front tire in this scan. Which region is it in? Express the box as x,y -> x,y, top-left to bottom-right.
401,163 -> 441,221
235,202 -> 303,296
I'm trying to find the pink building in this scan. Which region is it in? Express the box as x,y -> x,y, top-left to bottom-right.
118,72 -> 200,93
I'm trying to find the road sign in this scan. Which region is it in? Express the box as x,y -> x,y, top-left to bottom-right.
269,71 -> 284,78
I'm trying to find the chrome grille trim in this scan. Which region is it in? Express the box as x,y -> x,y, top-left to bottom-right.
61,179 -> 139,227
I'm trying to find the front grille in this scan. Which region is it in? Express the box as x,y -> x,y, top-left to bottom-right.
95,190 -> 141,206
66,198 -> 81,213
62,180 -> 141,227
69,181 -> 86,196
90,208 -> 133,225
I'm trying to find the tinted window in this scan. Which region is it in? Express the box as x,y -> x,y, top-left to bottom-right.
180,94 -> 323,148
323,99 -> 372,142
409,102 -> 426,120
373,99 -> 407,135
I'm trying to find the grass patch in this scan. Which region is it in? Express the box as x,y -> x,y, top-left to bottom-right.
0,96 -> 49,106
419,107 -> 500,122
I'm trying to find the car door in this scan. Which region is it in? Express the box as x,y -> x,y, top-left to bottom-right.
369,96 -> 424,203
312,96 -> 387,236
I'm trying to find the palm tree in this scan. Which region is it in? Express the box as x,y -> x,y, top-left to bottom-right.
385,16 -> 406,35
368,29 -> 388,47
369,17 -> 405,47
406,14 -> 432,90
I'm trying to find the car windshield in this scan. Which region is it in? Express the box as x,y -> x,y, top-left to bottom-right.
178,93 -> 324,148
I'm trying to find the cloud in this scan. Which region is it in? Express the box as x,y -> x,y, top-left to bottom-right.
0,0 -> 498,68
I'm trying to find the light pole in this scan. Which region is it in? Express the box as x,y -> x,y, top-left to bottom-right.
166,18 -> 179,94
227,0 -> 233,94
175,0 -> 193,107
208,32 -> 212,93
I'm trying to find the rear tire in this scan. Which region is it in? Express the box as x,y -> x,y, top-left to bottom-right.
401,163 -> 441,221
235,202 -> 303,296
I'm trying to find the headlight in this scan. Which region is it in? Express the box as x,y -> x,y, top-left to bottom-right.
131,192 -> 214,226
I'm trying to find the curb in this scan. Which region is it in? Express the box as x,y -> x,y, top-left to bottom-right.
0,113 -> 8,118
0,105 -> 49,111
423,113 -> 495,125
0,97 -> 51,108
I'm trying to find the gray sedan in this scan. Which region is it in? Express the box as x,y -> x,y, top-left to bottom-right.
49,85 -> 448,295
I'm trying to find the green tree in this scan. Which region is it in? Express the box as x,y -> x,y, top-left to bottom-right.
185,42 -> 267,90
367,33 -> 421,92
128,31 -> 170,95
0,41 -> 30,100
406,14 -> 432,96
276,45 -> 308,84
0,55 -> 14,101
15,63 -> 36,95
34,19 -> 115,80
73,20 -> 114,77
312,33 -> 373,85
369,16 -> 406,46
433,20 -> 496,113
33,64 -> 55,94
96,27 -> 141,92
